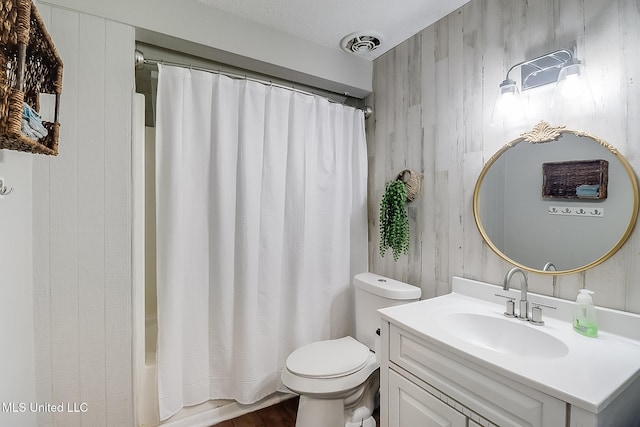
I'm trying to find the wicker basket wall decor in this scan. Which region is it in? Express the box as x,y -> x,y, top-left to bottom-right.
396,169 -> 422,202
0,0 -> 63,155
542,159 -> 608,199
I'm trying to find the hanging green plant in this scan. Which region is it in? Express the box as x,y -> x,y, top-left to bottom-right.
379,179 -> 409,261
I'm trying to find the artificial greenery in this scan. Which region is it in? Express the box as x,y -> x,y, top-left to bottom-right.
379,179 -> 409,261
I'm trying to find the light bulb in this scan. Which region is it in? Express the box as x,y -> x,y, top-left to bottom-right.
491,79 -> 525,126
496,92 -> 517,111
559,74 -> 582,99
551,58 -> 595,113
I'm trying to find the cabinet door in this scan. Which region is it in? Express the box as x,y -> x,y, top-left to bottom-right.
388,370 -> 466,427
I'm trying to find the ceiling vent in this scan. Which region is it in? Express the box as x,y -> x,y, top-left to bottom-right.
340,32 -> 382,54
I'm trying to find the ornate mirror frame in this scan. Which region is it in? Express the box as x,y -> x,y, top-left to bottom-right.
473,121 -> 640,275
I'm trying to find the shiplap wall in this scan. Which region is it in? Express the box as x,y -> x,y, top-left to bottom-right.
0,150 -> 36,427
32,5 -> 134,427
366,0 -> 640,313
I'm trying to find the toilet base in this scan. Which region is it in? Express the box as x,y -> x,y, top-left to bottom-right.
294,371 -> 379,427
295,395 -> 345,427
346,416 -> 375,427
294,396 -> 377,427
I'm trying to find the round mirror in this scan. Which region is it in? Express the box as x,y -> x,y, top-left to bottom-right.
473,121 -> 639,275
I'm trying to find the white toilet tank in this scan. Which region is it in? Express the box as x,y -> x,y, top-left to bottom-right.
353,272 -> 421,351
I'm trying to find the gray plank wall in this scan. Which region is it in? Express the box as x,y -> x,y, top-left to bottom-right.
33,4 -> 134,427
366,0 -> 640,313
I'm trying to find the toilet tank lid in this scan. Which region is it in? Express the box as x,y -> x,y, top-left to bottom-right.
353,272 -> 421,300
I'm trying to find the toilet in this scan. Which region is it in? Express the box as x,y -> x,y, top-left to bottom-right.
281,272 -> 421,427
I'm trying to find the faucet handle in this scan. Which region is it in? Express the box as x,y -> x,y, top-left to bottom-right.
529,302 -> 556,326
495,294 -> 516,318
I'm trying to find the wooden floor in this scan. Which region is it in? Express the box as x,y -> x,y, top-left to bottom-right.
214,396 -> 380,426
214,397 -> 298,427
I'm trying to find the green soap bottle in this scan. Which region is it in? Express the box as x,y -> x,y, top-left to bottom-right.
573,289 -> 598,337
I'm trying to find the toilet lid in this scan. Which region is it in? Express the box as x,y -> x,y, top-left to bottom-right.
286,336 -> 371,379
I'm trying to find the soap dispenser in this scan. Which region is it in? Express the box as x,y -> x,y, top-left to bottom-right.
573,289 -> 598,337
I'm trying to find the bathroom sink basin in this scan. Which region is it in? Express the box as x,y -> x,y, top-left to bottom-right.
442,312 -> 569,359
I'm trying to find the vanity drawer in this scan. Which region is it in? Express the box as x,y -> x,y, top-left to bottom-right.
389,324 -> 566,427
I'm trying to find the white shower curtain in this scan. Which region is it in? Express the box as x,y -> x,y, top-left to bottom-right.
154,64 -> 368,420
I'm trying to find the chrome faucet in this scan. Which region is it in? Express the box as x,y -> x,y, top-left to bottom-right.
543,262 -> 558,297
503,268 -> 529,320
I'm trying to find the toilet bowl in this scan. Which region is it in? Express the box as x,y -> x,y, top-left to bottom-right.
282,337 -> 379,427
281,273 -> 421,427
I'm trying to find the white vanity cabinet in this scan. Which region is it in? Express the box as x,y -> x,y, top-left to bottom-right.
378,276 -> 640,427
380,322 -> 565,427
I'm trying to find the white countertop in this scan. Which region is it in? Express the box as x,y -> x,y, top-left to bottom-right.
379,276 -> 640,413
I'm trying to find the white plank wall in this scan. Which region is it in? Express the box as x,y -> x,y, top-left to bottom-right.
366,0 -> 640,313
0,153 -> 36,427
32,4 -> 134,427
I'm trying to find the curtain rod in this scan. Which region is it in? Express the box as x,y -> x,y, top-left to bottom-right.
134,50 -> 373,119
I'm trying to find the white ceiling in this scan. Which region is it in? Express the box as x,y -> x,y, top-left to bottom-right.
195,0 -> 471,60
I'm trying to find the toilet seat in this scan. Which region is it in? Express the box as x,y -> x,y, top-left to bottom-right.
286,336 -> 370,379
281,336 -> 379,396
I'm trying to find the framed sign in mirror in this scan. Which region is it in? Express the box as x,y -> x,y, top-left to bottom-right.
473,121 -> 639,275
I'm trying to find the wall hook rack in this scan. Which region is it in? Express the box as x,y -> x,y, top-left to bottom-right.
0,177 -> 14,197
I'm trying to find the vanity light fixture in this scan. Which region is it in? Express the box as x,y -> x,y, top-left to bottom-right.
491,49 -> 594,125
490,77 -> 525,125
550,57 -> 595,112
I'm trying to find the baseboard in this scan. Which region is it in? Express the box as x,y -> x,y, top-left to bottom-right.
160,393 -> 297,427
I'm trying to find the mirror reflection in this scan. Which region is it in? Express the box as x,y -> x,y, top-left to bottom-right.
474,122 -> 639,274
